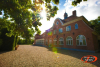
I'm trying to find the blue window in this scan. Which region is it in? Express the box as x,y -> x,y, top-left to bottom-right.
59,28 -> 63,33
66,26 -> 71,31
75,23 -> 78,29
56,21 -> 59,25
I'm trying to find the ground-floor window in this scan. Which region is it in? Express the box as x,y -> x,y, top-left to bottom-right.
76,35 -> 86,46
46,40 -> 48,45
59,37 -> 64,45
36,40 -> 44,44
49,39 -> 52,44
54,38 -> 57,45
66,36 -> 73,45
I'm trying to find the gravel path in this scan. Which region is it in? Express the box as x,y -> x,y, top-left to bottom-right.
0,45 -> 100,67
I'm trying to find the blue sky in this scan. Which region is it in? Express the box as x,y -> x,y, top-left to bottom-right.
0,0 -> 100,35
39,0 -> 100,34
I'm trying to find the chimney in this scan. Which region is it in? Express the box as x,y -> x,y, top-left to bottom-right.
73,10 -> 76,16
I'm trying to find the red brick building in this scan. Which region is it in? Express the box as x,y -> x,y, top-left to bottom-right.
34,10 -> 99,52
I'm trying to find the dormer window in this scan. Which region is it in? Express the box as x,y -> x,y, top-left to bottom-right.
56,21 -> 59,25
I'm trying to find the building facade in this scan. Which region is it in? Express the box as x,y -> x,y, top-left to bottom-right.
34,10 -> 99,52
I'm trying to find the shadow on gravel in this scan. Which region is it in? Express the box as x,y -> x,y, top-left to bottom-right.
32,45 -> 100,67
0,51 -> 11,54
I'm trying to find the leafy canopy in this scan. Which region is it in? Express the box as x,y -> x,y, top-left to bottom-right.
0,0 -> 59,38
72,0 -> 87,6
89,16 -> 100,35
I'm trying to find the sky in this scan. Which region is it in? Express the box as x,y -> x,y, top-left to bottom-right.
0,0 -> 100,35
39,0 -> 100,34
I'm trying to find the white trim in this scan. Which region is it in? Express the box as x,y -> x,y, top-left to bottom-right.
36,39 -> 44,44
54,38 -> 57,41
76,35 -> 87,46
53,38 -> 57,45
54,18 -> 63,25
59,37 -> 64,45
49,39 -> 52,44
66,25 -> 71,31
66,36 -> 73,45
59,37 -> 64,41
82,20 -> 93,30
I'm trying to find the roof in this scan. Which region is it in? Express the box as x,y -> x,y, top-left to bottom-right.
61,15 -> 78,24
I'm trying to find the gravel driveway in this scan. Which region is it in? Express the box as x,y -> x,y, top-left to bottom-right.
0,45 -> 100,67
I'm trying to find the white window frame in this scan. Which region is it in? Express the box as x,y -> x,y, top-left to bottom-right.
76,35 -> 87,46
66,26 -> 71,31
49,39 -> 52,44
54,30 -> 56,34
66,36 -> 73,45
59,37 -> 64,45
54,38 -> 57,45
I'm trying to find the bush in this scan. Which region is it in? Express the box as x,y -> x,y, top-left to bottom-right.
0,28 -> 16,51
0,39 -> 3,47
17,38 -> 34,45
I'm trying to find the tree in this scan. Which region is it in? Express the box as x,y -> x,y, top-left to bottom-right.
0,0 -> 59,43
89,16 -> 100,35
72,0 -> 87,6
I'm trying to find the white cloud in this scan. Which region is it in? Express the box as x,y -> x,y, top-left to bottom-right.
39,0 -> 100,34
64,0 -> 100,21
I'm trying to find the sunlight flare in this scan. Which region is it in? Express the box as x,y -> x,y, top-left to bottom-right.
40,4 -> 47,19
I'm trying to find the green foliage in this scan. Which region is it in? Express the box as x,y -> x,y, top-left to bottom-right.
0,28 -> 16,51
46,4 -> 58,20
0,39 -> 3,47
89,16 -> 100,35
0,0 -> 59,51
72,0 -> 87,6
0,0 -> 59,37
17,38 -> 34,44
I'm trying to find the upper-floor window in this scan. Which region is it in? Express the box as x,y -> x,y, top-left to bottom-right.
54,30 -> 56,34
59,28 -> 63,33
56,21 -> 59,25
76,35 -> 86,46
75,23 -> 78,29
66,26 -> 71,31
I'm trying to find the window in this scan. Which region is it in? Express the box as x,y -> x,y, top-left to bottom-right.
56,21 -> 59,25
66,26 -> 71,31
54,38 -> 57,45
49,39 -> 52,44
75,23 -> 78,29
76,35 -> 86,46
54,30 -> 56,34
46,40 -> 48,45
59,28 -> 63,33
42,40 -> 44,44
59,37 -> 64,45
66,36 -> 73,45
